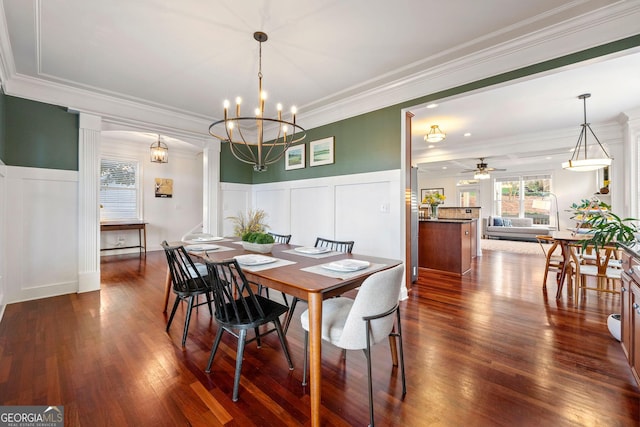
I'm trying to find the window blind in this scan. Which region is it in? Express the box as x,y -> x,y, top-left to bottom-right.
100,158 -> 139,221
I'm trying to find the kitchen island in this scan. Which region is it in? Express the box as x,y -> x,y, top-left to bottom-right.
418,219 -> 477,276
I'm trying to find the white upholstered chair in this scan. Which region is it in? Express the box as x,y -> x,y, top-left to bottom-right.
300,264 -> 406,427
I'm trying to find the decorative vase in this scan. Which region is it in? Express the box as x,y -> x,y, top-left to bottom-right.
241,241 -> 274,253
430,204 -> 439,219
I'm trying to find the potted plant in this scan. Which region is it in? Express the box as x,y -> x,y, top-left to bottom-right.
581,211 -> 637,251
568,197 -> 637,250
241,231 -> 275,253
227,209 -> 269,237
422,193 -> 446,218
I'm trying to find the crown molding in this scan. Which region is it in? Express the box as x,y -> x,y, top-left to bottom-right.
300,1 -> 640,130
0,2 -> 638,137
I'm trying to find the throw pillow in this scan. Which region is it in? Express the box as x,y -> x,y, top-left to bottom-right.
493,217 -> 504,226
503,219 -> 512,227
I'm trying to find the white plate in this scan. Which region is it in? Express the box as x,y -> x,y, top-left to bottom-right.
234,254 -> 277,266
192,236 -> 224,242
295,246 -> 331,254
185,244 -> 220,252
322,259 -> 370,272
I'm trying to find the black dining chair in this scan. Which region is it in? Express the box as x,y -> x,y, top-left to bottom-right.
204,259 -> 294,402
282,237 -> 355,334
161,241 -> 213,347
268,232 -> 292,244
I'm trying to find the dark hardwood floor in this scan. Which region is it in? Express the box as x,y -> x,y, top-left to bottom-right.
1,248 -> 639,426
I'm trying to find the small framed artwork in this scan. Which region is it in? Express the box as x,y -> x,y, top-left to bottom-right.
155,178 -> 173,198
310,136 -> 335,167
285,144 -> 305,170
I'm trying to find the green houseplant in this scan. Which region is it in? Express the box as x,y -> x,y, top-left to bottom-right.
582,211 -> 638,251
569,198 -> 637,250
240,232 -> 275,253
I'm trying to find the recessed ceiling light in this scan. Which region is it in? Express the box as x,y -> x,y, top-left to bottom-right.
464,132 -> 471,137
428,144 -> 435,149
442,166 -> 447,169
426,103 -> 438,109
546,156 -> 552,160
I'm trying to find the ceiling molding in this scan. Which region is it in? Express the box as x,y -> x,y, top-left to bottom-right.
300,2 -> 640,130
0,2 -> 638,140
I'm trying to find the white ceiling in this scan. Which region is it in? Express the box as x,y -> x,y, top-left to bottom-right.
411,50 -> 640,175
1,1 -> 639,161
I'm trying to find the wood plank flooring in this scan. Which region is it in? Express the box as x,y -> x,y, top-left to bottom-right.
1,249 -> 639,426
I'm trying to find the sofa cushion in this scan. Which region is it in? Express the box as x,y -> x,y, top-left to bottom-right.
510,218 -> 534,227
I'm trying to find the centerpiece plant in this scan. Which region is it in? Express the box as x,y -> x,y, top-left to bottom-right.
227,209 -> 269,237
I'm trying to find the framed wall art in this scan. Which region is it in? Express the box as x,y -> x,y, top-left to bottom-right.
155,178 -> 173,198
285,144 -> 305,170
309,136 -> 334,167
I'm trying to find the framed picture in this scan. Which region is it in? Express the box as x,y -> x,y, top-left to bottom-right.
285,144 -> 305,170
421,188 -> 444,203
310,136 -> 334,167
155,178 -> 173,198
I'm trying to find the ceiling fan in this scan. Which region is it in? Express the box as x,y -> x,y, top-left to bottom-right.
462,158 -> 506,179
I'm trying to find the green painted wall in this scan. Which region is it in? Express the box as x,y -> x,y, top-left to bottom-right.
221,33 -> 640,184
4,95 -> 78,171
0,90 -> 6,163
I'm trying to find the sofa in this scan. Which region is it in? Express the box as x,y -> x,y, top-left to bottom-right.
483,216 -> 551,241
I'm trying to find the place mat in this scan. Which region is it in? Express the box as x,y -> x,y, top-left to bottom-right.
301,262 -> 385,280
186,245 -> 236,254
282,248 -> 341,259
238,258 -> 297,272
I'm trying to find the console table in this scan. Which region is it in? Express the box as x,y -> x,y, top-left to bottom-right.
100,221 -> 147,255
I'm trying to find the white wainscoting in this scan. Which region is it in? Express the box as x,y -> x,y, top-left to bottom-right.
5,166 -> 79,303
221,169 -> 403,260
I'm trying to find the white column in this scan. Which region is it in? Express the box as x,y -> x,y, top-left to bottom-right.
203,138 -> 221,235
78,113 -> 102,293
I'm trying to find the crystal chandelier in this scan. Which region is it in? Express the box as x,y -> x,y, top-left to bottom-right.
209,32 -> 306,172
562,93 -> 612,171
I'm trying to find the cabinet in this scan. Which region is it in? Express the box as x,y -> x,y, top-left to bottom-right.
418,219 -> 475,276
620,249 -> 640,385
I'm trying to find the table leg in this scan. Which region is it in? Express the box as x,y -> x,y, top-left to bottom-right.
307,292 -> 322,427
555,242 -> 570,299
163,268 -> 172,313
142,224 -> 147,255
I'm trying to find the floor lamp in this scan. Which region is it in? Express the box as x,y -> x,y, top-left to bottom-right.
532,193 -> 560,230
548,192 -> 560,230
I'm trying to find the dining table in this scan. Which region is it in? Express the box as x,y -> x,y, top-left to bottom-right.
550,230 -> 592,299
162,237 -> 403,427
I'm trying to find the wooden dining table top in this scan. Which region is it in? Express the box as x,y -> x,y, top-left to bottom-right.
182,238 -> 403,300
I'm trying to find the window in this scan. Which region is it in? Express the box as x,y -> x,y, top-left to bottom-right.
495,174 -> 552,225
100,158 -> 140,221
457,185 -> 479,207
